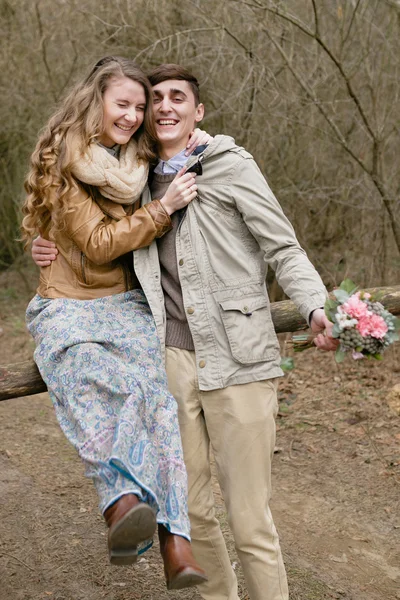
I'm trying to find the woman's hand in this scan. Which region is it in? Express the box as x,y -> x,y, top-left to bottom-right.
160,168 -> 198,215
31,236 -> 58,267
185,128 -> 213,156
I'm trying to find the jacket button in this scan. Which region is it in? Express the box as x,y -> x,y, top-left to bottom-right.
179,259 -> 184,266
243,305 -> 249,312
187,307 -> 195,315
199,360 -> 206,368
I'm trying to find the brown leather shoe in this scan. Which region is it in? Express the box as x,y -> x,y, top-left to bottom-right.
158,525 -> 208,590
104,494 -> 156,566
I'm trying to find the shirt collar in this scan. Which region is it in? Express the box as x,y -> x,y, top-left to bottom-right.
154,144 -> 208,175
154,149 -> 189,175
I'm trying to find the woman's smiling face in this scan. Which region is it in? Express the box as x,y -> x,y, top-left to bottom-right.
99,76 -> 146,148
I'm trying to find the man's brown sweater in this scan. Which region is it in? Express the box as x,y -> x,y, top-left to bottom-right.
150,172 -> 194,351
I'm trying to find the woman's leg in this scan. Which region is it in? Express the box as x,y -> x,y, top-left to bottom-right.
27,293 -> 191,538
28,292 -> 206,585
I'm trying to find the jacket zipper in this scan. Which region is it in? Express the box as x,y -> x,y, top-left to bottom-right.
81,253 -> 87,284
82,252 -> 131,290
123,263 -> 130,291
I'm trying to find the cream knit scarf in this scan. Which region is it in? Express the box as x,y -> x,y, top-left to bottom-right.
72,139 -> 149,205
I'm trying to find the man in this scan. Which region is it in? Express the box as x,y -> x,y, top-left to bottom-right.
32,64 -> 336,600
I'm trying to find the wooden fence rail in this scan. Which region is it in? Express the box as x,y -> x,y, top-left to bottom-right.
1,286 -> 399,402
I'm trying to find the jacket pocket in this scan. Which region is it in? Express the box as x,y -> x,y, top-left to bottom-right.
70,246 -> 90,286
218,294 -> 280,364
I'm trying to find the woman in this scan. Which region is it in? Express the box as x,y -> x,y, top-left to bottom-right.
21,56 -> 207,590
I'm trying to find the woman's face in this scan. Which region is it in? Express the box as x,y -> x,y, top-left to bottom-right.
99,76 -> 146,148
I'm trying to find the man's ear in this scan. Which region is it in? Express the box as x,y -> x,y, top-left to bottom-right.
195,103 -> 205,123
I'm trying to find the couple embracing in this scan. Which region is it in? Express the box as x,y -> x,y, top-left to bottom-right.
23,56 -> 336,598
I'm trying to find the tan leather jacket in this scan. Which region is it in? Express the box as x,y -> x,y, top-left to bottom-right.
37,183 -> 171,300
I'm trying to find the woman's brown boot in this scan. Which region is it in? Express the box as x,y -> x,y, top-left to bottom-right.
158,524 -> 208,590
104,494 -> 156,565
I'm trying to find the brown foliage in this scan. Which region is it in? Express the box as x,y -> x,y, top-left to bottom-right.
1,0 -> 399,288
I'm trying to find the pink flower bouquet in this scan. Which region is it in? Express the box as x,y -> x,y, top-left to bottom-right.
292,280 -> 399,363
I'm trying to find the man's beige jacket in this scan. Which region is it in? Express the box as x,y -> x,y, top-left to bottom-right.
135,135 -> 328,391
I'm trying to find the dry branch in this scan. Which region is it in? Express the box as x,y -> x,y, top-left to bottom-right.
260,3 -> 400,253
1,286 -> 399,402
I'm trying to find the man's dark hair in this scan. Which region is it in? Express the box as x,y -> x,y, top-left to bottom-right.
147,64 -> 200,106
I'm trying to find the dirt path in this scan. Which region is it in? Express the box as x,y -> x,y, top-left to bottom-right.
272,350 -> 400,600
1,268 -> 399,599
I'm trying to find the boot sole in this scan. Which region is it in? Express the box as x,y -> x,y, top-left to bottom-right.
167,568 -> 208,590
108,503 -> 156,566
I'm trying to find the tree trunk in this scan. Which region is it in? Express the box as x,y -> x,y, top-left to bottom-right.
1,286 -> 399,402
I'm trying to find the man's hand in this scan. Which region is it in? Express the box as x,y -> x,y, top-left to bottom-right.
185,128 -> 213,156
310,308 -> 339,352
32,236 -> 58,267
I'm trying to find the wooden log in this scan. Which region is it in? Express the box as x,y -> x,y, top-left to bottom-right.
1,285 -> 399,402
0,360 -> 47,401
272,284 -> 400,333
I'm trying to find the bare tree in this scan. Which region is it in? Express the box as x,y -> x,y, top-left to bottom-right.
1,0 -> 399,289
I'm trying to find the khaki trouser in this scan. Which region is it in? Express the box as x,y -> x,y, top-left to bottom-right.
165,347 -> 289,600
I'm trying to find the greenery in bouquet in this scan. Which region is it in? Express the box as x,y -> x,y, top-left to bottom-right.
290,280 -> 400,363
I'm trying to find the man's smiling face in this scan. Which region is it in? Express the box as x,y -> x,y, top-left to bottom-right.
152,79 -> 204,157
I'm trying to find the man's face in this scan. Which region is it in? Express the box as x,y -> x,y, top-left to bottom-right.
152,79 -> 204,149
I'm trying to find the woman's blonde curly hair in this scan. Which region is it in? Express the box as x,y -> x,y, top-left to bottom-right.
21,56 -> 157,247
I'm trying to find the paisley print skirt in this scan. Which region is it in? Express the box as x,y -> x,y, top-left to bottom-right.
26,290 -> 190,544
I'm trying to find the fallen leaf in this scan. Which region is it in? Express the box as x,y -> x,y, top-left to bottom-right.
329,553 -> 348,563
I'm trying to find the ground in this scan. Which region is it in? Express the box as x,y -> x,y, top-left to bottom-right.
0,266 -> 399,600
